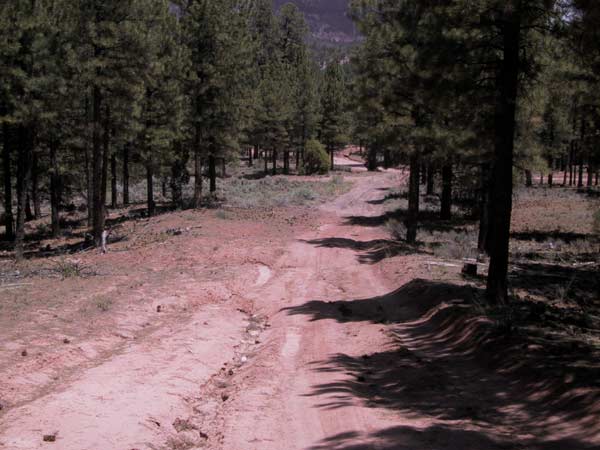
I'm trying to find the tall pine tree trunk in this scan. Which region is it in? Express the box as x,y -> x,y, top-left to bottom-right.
383,149 -> 390,169
15,125 -> 33,261
50,142 -> 61,238
264,150 -> 268,175
101,107 -> 110,224
2,123 -> 15,241
31,152 -> 41,219
92,85 -> 105,247
85,141 -> 93,227
426,165 -> 435,196
486,10 -> 520,304
111,152 -> 117,209
367,145 -> 377,171
406,151 -> 420,244
122,143 -> 130,205
284,151 -> 290,175
272,150 -> 277,176
525,170 -> 532,187
249,147 -> 253,167
209,154 -> 217,193
146,162 -> 155,217
440,163 -> 453,220
569,143 -> 574,186
477,164 -> 491,252
193,125 -> 202,208
171,142 -> 185,209
329,147 -> 334,170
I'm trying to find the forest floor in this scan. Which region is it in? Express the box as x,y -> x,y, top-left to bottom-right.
0,154 -> 599,450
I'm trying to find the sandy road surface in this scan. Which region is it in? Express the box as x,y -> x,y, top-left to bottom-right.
218,164 -> 418,450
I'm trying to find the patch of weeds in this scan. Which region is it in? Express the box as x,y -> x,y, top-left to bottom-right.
163,434 -> 203,450
51,258 -> 96,279
215,209 -> 233,220
293,186 -> 318,202
35,222 -> 51,236
556,273 -> 577,303
222,176 -> 345,208
95,296 -> 113,312
431,230 -> 478,261
386,219 -> 406,242
330,174 -> 345,185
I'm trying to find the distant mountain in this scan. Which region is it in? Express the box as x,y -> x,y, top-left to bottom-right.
273,0 -> 358,46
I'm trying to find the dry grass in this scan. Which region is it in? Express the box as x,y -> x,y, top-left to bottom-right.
220,175 -> 351,209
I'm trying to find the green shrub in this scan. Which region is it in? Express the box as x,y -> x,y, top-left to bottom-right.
301,139 -> 330,175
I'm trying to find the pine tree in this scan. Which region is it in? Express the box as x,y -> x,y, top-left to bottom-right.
320,60 -> 349,170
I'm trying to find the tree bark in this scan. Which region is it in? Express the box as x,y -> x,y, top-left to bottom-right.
426,164 -> 435,196
264,149 -> 268,175
85,140 -> 93,227
249,147 -> 253,167
272,150 -> 278,176
477,163 -> 491,253
122,143 -> 130,205
50,142 -> 61,238
383,149 -> 390,169
569,143 -> 574,186
329,146 -> 335,170
284,151 -> 290,175
192,125 -> 202,208
146,162 -> 155,217
171,143 -> 185,209
25,193 -> 34,222
525,170 -> 532,187
111,152 -> 117,209
209,154 -> 217,193
92,84 -> 105,247
367,145 -> 377,171
440,163 -> 453,220
406,151 -> 420,244
101,106 -> 110,222
31,152 -> 41,219
2,123 -> 15,241
15,125 -> 33,261
486,9 -> 520,304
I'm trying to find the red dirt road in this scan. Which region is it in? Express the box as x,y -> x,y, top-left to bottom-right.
1,157 -> 598,449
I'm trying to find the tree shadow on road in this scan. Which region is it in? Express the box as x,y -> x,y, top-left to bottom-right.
302,237 -> 425,264
284,280 -> 600,450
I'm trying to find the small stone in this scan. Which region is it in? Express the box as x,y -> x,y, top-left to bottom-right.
221,393 -> 229,402
241,356 -> 248,363
63,338 -> 71,344
21,350 -> 28,357
43,434 -> 56,442
156,305 -> 162,313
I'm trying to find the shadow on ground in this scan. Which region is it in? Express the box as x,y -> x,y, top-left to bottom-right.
0,203 -> 175,260
343,209 -> 475,233
284,280 -> 600,450
302,238 -> 425,264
